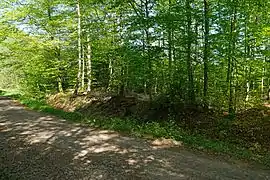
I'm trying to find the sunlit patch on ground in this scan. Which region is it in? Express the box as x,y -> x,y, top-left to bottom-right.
0,97 -> 269,180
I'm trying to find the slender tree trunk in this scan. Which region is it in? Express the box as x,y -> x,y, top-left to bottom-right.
186,0 -> 195,103
246,67 -> 251,102
246,82 -> 250,102
125,63 -> 129,92
154,77 -> 158,94
142,33 -> 147,95
227,19 -> 232,111
203,0 -> 209,107
168,0 -> 173,85
262,58 -> 266,97
107,15 -> 117,92
119,67 -> 125,96
194,20 -> 199,96
108,58 -> 113,91
74,0 -> 82,95
47,7 -> 54,41
86,35 -> 92,93
244,14 -> 249,104
145,0 -> 153,101
81,45 -> 85,90
47,1 -> 63,93
56,47 -> 63,93
228,3 -> 237,114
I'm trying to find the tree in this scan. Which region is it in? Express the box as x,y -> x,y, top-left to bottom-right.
74,0 -> 82,95
185,0 -> 195,102
0,0 -> 270,111
203,0 -> 209,107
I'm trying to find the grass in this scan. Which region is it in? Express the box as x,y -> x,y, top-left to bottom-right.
1,90 -> 270,167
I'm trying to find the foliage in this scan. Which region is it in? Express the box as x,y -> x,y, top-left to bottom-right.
0,0 -> 269,111
1,0 -> 270,168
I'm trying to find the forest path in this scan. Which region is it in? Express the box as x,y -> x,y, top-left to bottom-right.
0,96 -> 269,180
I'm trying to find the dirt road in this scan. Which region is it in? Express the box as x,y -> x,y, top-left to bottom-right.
0,97 -> 269,180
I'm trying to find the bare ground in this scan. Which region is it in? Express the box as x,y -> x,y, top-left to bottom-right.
0,96 -> 269,180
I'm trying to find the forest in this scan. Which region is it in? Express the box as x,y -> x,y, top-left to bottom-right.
0,0 -> 270,164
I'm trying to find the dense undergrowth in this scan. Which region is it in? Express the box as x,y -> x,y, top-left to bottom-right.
1,90 -> 270,167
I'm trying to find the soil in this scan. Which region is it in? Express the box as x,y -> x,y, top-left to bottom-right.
0,96 -> 270,179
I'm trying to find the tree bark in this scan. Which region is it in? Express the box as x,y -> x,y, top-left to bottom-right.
47,0 -> 63,93
57,47 -> 63,93
227,3 -> 237,114
203,0 -> 209,107
168,0 -> 173,84
262,58 -> 266,97
145,0 -> 153,101
81,44 -> 85,90
86,35 -> 92,93
74,0 -> 82,95
186,0 -> 195,103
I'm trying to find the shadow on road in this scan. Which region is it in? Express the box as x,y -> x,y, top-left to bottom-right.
0,97 -> 269,180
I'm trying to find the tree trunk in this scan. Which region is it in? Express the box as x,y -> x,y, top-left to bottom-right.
203,0 -> 209,107
186,0 -> 195,103
108,58 -> 113,91
168,0 -> 173,84
57,47 -> 63,93
47,1 -> 63,93
262,58 -> 266,97
145,0 -> 153,101
143,33 -> 147,95
81,45 -> 85,90
74,0 -> 82,95
246,81 -> 250,102
227,3 -> 237,114
86,35 -> 92,93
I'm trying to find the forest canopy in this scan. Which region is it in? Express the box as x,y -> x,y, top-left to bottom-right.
0,0 -> 270,113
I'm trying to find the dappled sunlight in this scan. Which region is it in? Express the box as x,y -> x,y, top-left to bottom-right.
80,132 -> 119,143
0,98 -> 269,179
26,131 -> 55,144
126,158 -> 138,165
77,143 -> 119,156
37,116 -> 54,121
